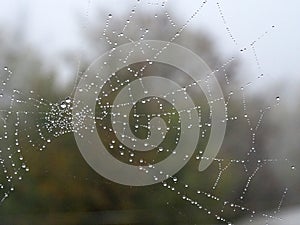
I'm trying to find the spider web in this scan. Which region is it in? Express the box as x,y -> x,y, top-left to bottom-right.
0,0 -> 294,224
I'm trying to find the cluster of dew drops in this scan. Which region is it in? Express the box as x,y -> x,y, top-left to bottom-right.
0,66 -> 75,204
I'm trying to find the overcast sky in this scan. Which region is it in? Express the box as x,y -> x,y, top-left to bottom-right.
0,0 -> 299,97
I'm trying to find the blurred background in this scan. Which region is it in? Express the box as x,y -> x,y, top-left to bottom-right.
0,0 -> 299,224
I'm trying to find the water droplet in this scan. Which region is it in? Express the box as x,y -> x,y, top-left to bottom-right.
65,98 -> 72,104
60,103 -> 67,109
291,165 -> 295,170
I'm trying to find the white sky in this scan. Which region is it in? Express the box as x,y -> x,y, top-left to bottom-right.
0,0 -> 299,96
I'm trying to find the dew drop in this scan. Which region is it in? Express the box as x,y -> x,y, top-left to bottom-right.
65,98 -> 72,104
60,103 -> 67,109
291,165 -> 295,170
